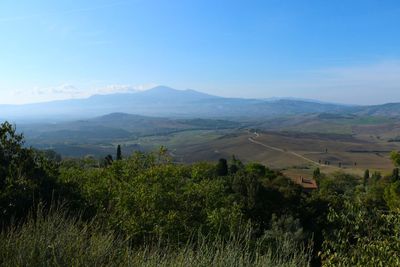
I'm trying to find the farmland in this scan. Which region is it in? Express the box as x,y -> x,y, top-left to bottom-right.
166,129 -> 398,177
18,113 -> 400,180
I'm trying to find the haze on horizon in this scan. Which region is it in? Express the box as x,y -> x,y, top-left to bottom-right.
1,0 -> 400,105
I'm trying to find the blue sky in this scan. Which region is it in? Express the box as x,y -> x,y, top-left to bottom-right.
1,0 -> 400,105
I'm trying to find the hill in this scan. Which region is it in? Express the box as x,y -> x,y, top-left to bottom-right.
2,85 -> 400,123
354,103 -> 400,117
0,86 -> 352,122
19,113 -> 241,156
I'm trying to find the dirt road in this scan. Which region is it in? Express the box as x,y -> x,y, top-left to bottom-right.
248,133 -> 322,166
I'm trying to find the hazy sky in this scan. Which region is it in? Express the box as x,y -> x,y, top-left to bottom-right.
1,0 -> 400,105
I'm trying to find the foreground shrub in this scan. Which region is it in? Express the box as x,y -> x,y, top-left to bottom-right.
0,208 -> 312,267
321,200 -> 400,266
0,122 -> 83,228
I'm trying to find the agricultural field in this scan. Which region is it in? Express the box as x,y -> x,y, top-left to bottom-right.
20,113 -> 400,180
164,128 -> 400,179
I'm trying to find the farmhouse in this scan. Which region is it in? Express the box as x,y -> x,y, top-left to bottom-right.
293,177 -> 318,192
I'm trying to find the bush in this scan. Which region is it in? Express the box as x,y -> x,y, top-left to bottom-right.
0,207 -> 312,267
321,200 -> 400,266
0,122 -> 83,228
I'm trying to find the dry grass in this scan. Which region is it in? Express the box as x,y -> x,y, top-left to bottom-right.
0,208 -> 312,267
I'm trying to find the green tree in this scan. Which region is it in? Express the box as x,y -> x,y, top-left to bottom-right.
391,151 -> 400,167
229,155 -> 243,174
393,168 -> 399,181
321,200 -> 400,266
156,146 -> 171,164
245,162 -> 266,178
318,172 -> 358,197
313,168 -> 321,179
0,122 -> 81,227
363,169 -> 370,186
216,158 -> 228,176
116,145 -> 122,161
384,181 -> 400,212
371,171 -> 382,182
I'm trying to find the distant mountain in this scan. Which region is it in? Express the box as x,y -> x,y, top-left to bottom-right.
86,86 -> 219,106
0,86 -> 222,122
1,85 -> 400,122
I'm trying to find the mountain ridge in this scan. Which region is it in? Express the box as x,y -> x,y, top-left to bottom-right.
1,86 -> 399,122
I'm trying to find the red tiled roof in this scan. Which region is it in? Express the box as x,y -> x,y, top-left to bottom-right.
293,177 -> 318,190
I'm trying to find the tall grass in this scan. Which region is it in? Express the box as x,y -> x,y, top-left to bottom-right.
0,208 -> 312,267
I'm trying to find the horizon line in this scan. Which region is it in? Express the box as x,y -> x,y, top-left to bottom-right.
0,85 -> 392,107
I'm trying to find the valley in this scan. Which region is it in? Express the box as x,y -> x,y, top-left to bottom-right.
18,110 -> 400,180
5,87 -> 399,181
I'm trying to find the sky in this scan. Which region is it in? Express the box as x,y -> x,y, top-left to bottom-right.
1,0 -> 400,105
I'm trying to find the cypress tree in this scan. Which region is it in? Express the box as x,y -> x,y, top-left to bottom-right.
363,169 -> 370,186
216,158 -> 228,176
116,145 -> 122,160
393,168 -> 399,181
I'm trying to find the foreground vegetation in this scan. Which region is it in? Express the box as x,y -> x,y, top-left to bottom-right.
2,121 -> 400,266
0,208 -> 312,267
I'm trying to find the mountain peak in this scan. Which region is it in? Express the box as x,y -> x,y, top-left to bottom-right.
137,86 -> 218,101
144,86 -> 178,93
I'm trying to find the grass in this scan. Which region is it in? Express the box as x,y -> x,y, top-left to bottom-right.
0,207 -> 312,267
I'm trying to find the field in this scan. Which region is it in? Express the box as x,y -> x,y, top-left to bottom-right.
20,114 -> 400,179
142,120 -> 400,179
112,126 -> 400,180
163,130 -> 397,177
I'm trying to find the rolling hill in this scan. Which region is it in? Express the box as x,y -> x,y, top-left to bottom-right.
17,112 -> 242,157
0,86 -> 351,122
1,85 -> 400,122
19,113 -> 241,144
